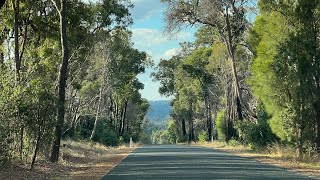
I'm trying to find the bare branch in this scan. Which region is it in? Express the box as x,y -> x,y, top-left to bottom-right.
50,0 -> 61,15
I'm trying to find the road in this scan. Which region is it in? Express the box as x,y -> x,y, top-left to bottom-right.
102,144 -> 318,180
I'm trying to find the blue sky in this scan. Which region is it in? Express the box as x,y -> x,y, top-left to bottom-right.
130,0 -> 196,101
85,0 -> 196,100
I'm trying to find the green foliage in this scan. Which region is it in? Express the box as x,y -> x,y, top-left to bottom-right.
235,102 -> 279,149
152,129 -> 176,144
0,0 -> 149,165
198,130 -> 208,143
228,138 -> 241,147
139,132 -> 151,144
235,120 -> 277,149
93,121 -> 119,147
216,109 -> 227,141
0,127 -> 12,164
167,119 -> 177,144
248,0 -> 320,155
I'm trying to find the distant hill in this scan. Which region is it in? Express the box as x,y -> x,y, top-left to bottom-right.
146,100 -> 172,123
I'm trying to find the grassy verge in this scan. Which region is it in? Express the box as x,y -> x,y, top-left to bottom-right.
0,140 -> 138,180
193,141 -> 320,177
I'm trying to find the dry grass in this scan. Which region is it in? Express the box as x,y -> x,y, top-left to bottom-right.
194,141 -> 320,177
0,140 -> 137,180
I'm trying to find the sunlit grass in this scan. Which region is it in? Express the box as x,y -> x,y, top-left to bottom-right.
193,141 -> 250,151
60,139 -> 136,165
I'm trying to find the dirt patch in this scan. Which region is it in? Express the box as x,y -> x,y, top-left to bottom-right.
0,141 -> 137,180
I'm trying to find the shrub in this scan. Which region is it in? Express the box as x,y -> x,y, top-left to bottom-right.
0,128 -> 12,164
198,130 -> 208,143
228,138 -> 241,147
139,132 -> 151,144
235,102 -> 279,149
236,120 -> 278,149
216,109 -> 227,141
167,120 -> 177,144
99,129 -> 119,146
93,121 -> 119,146
176,135 -> 188,143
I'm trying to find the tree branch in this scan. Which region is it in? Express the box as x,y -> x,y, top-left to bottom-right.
50,0 -> 61,15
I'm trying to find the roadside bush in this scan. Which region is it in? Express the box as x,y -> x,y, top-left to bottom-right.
73,115 -> 95,139
93,121 -> 119,146
176,135 -> 188,143
121,132 -> 131,143
167,120 -> 177,144
99,129 -> 119,146
228,138 -> 241,147
198,130 -> 208,143
216,109 -> 227,141
159,130 -> 169,144
140,132 -> 151,144
0,127 -> 12,164
235,120 -> 278,149
235,103 -> 278,149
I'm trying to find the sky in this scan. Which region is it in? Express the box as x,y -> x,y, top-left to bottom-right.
85,0 -> 196,101
129,0 -> 196,101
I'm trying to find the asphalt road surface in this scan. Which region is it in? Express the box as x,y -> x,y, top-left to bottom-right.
102,144 -> 319,180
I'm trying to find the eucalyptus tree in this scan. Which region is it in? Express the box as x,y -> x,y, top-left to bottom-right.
249,0 -> 320,154
0,0 -> 61,165
182,47 -> 215,140
161,0 -> 256,121
108,29 -> 150,137
49,0 -> 69,163
0,0 -> 140,165
50,0 -> 134,161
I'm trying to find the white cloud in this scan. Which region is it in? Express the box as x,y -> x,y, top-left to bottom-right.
132,28 -> 167,48
131,28 -> 192,50
163,48 -> 181,59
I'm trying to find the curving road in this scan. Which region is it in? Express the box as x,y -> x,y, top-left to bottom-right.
102,144 -> 318,180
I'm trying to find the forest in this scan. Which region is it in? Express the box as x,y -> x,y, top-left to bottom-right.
152,0 -> 320,157
0,0 -> 319,171
0,0 -> 150,168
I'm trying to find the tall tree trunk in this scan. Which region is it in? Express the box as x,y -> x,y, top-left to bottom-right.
188,102 -> 194,143
70,100 -> 80,135
118,106 -> 123,135
12,0 -> 24,159
204,96 -> 212,141
0,52 -> 3,66
13,0 -> 20,81
120,101 -> 128,135
115,102 -> 119,131
30,131 -> 41,170
181,118 -> 186,136
90,87 -> 103,140
230,57 -> 243,121
315,101 -> 320,151
50,0 -> 69,162
31,121 -> 42,170
295,123 -> 302,157
312,15 -> 320,151
109,95 -> 113,126
222,9 -> 244,121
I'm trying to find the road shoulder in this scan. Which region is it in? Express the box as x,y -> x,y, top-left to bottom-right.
0,141 -> 137,180
192,142 -> 320,178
